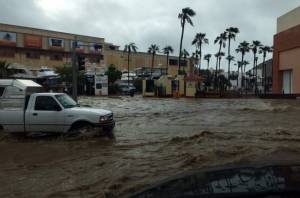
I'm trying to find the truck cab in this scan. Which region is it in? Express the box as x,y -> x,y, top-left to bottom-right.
0,79 -> 115,136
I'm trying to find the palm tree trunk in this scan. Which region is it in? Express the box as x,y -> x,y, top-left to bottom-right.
151,53 -> 155,78
127,52 -> 130,87
214,57 -> 218,90
255,59 -> 258,94
253,53 -> 257,95
263,54 -> 266,95
166,53 -> 169,75
241,54 -> 244,91
198,44 -> 202,74
237,66 -> 240,88
228,38 -> 231,80
178,23 -> 185,74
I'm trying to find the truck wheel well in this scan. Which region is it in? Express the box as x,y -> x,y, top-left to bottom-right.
69,121 -> 93,131
0,125 -> 3,130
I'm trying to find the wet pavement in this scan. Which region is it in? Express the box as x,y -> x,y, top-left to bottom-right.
1,96 -> 300,197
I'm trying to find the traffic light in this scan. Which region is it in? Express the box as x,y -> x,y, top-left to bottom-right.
77,56 -> 85,71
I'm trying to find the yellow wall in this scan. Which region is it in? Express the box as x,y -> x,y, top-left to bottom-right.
279,47 -> 300,93
277,6 -> 300,33
104,50 -> 191,75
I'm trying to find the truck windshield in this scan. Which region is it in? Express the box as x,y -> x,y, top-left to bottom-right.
55,94 -> 78,108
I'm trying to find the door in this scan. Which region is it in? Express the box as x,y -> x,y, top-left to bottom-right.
27,96 -> 65,133
283,70 -> 292,94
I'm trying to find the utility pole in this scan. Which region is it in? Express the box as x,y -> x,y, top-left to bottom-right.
72,38 -> 78,102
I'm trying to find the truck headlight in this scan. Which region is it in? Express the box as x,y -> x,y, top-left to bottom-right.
99,116 -> 107,122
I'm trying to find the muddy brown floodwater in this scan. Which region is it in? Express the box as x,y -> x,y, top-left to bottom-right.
1,96 -> 300,198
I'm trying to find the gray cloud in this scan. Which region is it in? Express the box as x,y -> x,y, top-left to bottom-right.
1,0 -> 300,71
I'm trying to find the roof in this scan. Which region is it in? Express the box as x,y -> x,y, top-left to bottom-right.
0,79 -> 42,90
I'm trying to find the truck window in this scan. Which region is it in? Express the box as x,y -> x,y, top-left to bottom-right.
35,96 -> 60,111
0,87 -> 4,97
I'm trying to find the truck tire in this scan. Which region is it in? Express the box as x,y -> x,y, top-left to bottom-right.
67,122 -> 94,137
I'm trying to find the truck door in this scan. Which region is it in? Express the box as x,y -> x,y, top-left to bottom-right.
27,95 -> 65,133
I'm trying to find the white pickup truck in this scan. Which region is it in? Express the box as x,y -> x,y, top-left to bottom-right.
0,79 -> 115,136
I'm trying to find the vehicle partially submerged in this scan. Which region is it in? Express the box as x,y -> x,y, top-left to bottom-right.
0,79 -> 115,137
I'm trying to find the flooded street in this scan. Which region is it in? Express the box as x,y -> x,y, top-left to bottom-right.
1,96 -> 300,198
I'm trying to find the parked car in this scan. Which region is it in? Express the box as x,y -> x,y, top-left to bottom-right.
37,67 -> 59,78
0,79 -> 115,136
118,84 -> 136,94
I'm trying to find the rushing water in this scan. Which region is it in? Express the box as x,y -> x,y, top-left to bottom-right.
1,96 -> 300,198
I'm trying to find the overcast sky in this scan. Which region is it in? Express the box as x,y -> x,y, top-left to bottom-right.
1,0 -> 300,70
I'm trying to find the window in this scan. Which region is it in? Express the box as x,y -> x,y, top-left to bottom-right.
146,80 -> 155,92
26,51 -> 40,59
49,53 -> 63,61
0,87 -> 4,97
55,94 -> 77,109
96,83 -> 102,89
169,59 -> 178,66
35,96 -> 60,111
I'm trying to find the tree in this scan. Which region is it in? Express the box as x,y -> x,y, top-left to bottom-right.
214,52 -> 225,90
192,33 -> 209,73
124,43 -> 138,86
250,40 -> 262,94
214,32 -> 227,87
56,64 -> 85,92
105,64 -> 122,85
178,7 -> 196,73
204,54 -> 212,70
191,52 -> 199,75
226,27 -> 239,80
0,61 -> 11,78
148,44 -> 160,78
163,46 -> 174,75
236,41 -> 250,90
217,52 -> 225,72
226,55 -> 235,78
259,45 -> 273,94
243,61 -> 250,90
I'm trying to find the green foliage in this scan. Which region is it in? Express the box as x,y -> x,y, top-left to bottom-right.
55,64 -> 85,87
105,64 -> 122,85
0,60 -> 10,78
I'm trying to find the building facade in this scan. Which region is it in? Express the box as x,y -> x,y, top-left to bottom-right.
0,23 -> 105,71
0,23 -> 191,76
273,6 -> 300,94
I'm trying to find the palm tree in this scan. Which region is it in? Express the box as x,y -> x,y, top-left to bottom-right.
178,7 -> 196,73
226,55 -> 235,78
191,52 -> 199,75
0,61 -> 10,78
204,54 -> 212,70
243,61 -> 250,90
124,43 -> 138,86
217,52 -> 225,72
250,40 -> 262,94
236,41 -> 250,90
163,46 -> 174,75
226,27 -> 239,80
148,44 -> 160,78
214,32 -> 227,83
182,49 -> 190,60
192,33 -> 209,73
214,52 -> 225,90
259,45 -> 273,94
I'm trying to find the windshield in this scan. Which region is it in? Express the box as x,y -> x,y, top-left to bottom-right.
55,94 -> 78,108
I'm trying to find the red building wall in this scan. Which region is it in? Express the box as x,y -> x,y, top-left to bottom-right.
273,24 -> 300,93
